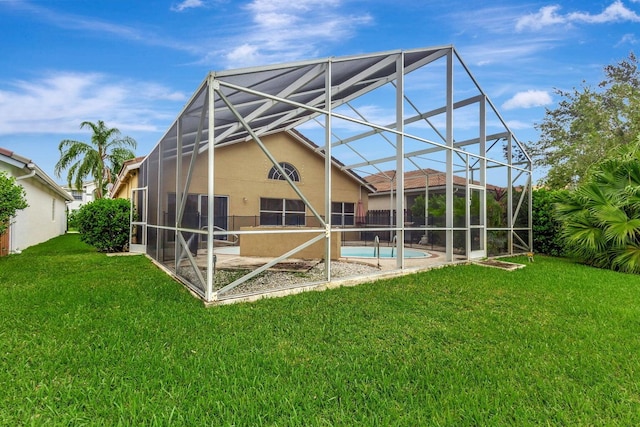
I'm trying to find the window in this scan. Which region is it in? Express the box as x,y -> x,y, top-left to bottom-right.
71,190 -> 83,201
260,198 -> 306,226
268,162 -> 300,182
51,198 -> 56,221
331,202 -> 355,226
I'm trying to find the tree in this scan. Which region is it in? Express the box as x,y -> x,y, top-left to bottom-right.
55,120 -> 137,199
0,172 -> 28,236
529,52 -> 640,189
554,142 -> 640,273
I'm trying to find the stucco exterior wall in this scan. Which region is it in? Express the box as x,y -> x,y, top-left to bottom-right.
239,227 -> 342,260
368,193 -> 397,211
0,164 -> 68,253
162,132 -> 368,221
111,169 -> 139,201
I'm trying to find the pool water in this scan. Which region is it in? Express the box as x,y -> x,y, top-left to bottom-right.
214,246 -> 430,259
341,246 -> 430,259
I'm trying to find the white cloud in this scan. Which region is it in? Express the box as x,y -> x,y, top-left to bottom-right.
225,44 -> 263,67
6,0 -> 371,71
568,0 -> 640,23
0,72 -> 187,135
516,1 -> 640,31
222,0 -> 373,68
616,33 -> 638,46
461,41 -> 557,67
504,119 -> 534,130
502,90 -> 552,110
516,5 -> 566,31
171,0 -> 205,12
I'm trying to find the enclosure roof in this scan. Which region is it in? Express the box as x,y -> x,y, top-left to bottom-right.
166,46 -> 456,150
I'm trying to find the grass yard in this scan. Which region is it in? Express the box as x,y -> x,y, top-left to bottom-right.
1,234 -> 640,425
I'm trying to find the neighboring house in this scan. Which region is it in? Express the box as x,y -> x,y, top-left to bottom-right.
110,157 -> 144,200
62,181 -> 96,212
366,168 -> 468,211
0,147 -> 74,255
366,168 -> 502,212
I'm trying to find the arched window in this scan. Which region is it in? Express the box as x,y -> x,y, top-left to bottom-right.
268,162 -> 300,182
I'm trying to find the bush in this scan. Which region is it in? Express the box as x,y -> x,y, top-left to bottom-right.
554,155 -> 640,273
532,188 -> 567,257
0,171 -> 28,236
75,198 -> 131,252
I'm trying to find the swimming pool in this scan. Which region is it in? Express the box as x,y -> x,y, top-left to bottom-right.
340,246 -> 430,259
214,246 -> 430,259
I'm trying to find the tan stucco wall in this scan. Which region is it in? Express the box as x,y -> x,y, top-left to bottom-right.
170,132 -> 368,223
239,227 -> 341,260
112,169 -> 139,200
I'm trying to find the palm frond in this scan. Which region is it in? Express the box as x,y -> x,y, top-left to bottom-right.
575,182 -> 611,209
612,244 -> 640,273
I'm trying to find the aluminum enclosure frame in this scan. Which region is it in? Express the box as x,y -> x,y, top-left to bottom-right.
137,46 -> 533,303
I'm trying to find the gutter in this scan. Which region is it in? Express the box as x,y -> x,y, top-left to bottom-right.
15,162 -> 36,180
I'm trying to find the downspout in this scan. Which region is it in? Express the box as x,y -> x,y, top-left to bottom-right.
15,162 -> 36,180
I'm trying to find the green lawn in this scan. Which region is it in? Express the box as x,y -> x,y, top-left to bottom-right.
1,234 -> 640,425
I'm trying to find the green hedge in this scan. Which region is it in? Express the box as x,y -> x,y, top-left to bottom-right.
532,188 -> 567,257
75,198 -> 131,252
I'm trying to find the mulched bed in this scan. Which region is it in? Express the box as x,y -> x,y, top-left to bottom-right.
473,259 -> 526,271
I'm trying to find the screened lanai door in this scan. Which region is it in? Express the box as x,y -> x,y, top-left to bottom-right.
469,185 -> 486,259
130,187 -> 147,253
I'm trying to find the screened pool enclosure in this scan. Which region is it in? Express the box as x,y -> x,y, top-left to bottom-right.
132,46 -> 532,303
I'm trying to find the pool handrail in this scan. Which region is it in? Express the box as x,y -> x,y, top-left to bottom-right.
391,235 -> 397,258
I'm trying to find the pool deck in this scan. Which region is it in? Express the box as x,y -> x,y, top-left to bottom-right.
209,245 -> 460,272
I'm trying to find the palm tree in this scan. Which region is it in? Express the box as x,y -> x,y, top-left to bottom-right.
55,121 -> 137,199
555,149 -> 640,273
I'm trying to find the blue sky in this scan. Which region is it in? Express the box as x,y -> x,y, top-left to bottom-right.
1,0 -> 639,183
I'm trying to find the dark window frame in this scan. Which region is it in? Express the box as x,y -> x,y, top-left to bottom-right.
260,197 -> 306,226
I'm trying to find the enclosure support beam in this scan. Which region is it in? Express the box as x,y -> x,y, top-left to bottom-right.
324,60 -> 332,281
480,95 -> 487,258
445,49 -> 454,263
395,53 -> 405,268
507,133 -> 514,255
528,167 -> 533,252
206,76 -> 216,302
175,116 -> 182,271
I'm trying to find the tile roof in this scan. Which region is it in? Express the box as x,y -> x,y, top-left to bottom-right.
365,169 -> 469,192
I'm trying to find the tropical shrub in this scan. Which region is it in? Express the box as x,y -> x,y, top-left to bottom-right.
555,155 -> 640,273
532,188 -> 567,256
0,171 -> 28,236
75,198 -> 131,252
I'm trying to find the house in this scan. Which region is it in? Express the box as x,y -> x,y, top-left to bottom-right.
110,156 -> 145,200
114,130 -> 373,257
366,168 -> 505,215
62,181 -> 97,212
0,147 -> 74,256
366,168 -> 470,211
